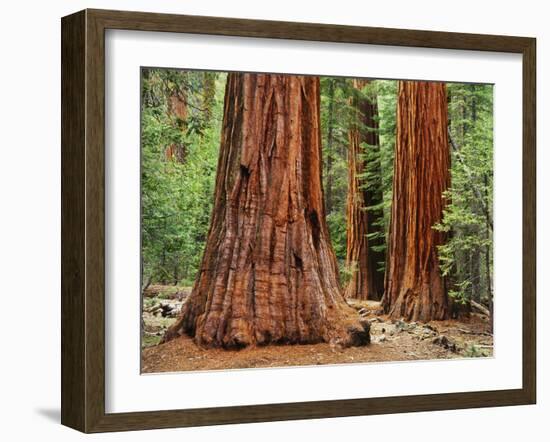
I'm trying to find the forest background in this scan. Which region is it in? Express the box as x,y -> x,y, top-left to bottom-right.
140,69 -> 493,329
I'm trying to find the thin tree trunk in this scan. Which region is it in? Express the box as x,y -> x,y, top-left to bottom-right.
202,71 -> 217,123
484,173 -> 493,326
164,73 -> 370,348
468,89 -> 481,304
344,79 -> 385,300
470,248 -> 481,303
160,248 -> 167,285
165,84 -> 187,163
382,81 -> 451,321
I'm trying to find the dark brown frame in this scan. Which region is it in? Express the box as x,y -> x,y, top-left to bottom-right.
61,8 -> 536,433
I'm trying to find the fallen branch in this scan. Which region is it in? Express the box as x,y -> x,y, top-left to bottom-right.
440,326 -> 493,337
455,327 -> 493,337
471,299 -> 491,317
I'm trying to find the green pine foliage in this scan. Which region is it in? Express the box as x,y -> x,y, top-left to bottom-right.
141,69 -> 225,287
320,77 -> 354,265
435,83 -> 494,307
320,78 -> 394,279
375,79 -> 398,235
365,80 -> 397,273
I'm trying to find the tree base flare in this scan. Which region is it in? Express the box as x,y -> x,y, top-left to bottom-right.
162,303 -> 371,349
384,287 -> 449,323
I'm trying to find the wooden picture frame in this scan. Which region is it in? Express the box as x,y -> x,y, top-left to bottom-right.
61,8 -> 536,433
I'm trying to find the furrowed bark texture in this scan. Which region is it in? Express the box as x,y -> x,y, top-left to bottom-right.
165,87 -> 187,163
345,79 -> 385,301
382,81 -> 450,321
164,73 -> 370,348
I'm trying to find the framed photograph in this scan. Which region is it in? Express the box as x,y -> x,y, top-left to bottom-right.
61,9 -> 536,433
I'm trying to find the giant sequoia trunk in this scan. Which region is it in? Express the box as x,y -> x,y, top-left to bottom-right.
382,81 -> 450,321
163,73 -> 370,348
344,79 -> 385,301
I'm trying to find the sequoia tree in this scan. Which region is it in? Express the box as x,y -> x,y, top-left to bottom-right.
344,79 -> 385,301
163,73 -> 370,348
165,81 -> 187,163
382,81 -> 450,321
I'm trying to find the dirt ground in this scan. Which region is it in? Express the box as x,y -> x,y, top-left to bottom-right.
142,293 -> 493,374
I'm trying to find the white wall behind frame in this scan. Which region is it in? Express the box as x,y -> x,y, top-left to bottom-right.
0,1 -> 546,442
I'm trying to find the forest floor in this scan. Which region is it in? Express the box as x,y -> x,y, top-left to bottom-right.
141,286 -> 493,373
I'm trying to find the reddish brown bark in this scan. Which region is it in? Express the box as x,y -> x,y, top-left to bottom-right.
382,81 -> 450,321
165,87 -> 187,163
344,79 -> 385,301
163,73 -> 370,348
